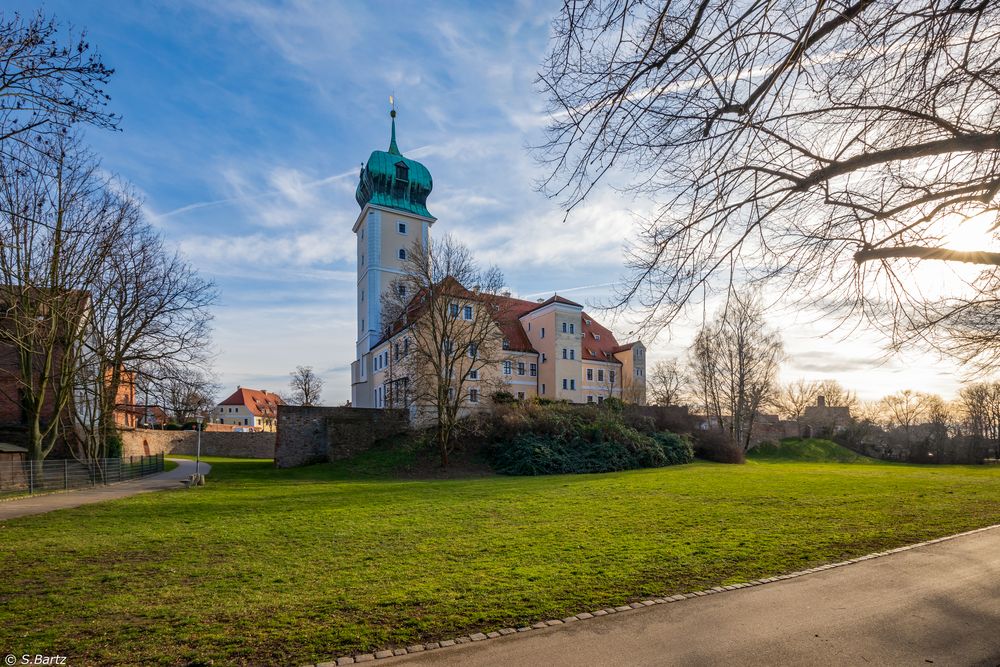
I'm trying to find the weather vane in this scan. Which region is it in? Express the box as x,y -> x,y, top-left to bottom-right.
389,93 -> 396,118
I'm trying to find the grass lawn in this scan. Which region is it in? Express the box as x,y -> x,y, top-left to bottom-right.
1,456 -> 999,665
748,437 -> 879,463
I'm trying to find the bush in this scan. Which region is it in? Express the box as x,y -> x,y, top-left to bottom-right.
491,391 -> 517,404
485,402 -> 693,475
692,428 -> 745,464
105,432 -> 123,459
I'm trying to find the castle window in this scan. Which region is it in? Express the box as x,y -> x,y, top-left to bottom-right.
562,322 -> 567,333
463,305 -> 473,320
598,369 -> 604,382
398,222 -> 407,234
395,162 -> 409,182
502,338 -> 510,350
469,389 -> 479,403
517,362 -> 525,376
503,361 -> 512,375
562,379 -> 568,390
449,303 -> 459,318
529,363 -> 537,377
587,368 -> 593,381
610,370 -> 616,384
398,248 -> 406,260
570,323 -> 575,334
517,391 -> 525,400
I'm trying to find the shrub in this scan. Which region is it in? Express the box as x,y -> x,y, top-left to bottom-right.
485,402 -> 694,475
105,432 -> 123,459
491,391 -> 516,404
692,428 -> 745,464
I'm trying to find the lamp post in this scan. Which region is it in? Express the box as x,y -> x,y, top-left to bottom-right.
195,412 -> 206,478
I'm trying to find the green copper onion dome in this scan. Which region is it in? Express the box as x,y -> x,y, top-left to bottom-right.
355,109 -> 434,218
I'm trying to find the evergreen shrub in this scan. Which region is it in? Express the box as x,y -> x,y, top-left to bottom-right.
485,400 -> 692,475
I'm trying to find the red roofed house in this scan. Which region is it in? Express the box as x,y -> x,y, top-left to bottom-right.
214,387 -> 285,432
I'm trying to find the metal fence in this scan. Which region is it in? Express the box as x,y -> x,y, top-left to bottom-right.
0,453 -> 165,497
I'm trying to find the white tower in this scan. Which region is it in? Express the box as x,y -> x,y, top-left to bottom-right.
350,108 -> 435,407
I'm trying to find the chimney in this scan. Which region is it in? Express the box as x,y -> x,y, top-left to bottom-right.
817,395 -> 826,407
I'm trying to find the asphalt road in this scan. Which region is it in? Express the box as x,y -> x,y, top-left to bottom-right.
394,525 -> 1000,666
0,457 -> 211,520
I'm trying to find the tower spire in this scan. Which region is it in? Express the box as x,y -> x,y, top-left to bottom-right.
388,95 -> 400,155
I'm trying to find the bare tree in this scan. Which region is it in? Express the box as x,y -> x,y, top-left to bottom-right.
0,138 -> 110,462
76,199 -> 215,458
0,11 -> 117,158
288,365 -> 324,406
157,370 -> 219,425
648,358 -> 684,406
958,382 -> 1000,457
687,291 -> 784,450
539,2 -> 1000,368
772,379 -> 821,423
816,380 -> 859,412
381,234 -> 509,467
880,389 -> 934,444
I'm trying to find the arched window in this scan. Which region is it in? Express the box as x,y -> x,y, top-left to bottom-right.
398,248 -> 406,260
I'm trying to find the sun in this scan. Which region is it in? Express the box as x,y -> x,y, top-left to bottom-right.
943,212 -> 999,252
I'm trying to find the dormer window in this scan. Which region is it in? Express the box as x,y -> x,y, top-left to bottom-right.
395,162 -> 409,182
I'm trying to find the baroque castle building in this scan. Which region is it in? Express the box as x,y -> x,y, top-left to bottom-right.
350,111 -> 645,409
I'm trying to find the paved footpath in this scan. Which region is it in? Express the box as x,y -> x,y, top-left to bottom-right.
0,458 -> 211,521
393,525 -> 1000,666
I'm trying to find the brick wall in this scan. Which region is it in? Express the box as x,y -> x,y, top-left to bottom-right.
275,405 -> 409,468
120,429 -> 275,458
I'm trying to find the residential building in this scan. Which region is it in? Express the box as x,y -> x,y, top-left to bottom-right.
350,111 -> 645,409
801,395 -> 852,436
214,387 -> 284,431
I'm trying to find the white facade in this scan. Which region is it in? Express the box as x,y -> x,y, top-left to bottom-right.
351,204 -> 433,408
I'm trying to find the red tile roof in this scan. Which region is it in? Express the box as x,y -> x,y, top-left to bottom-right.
581,312 -> 625,363
219,387 -> 285,418
376,277 -> 637,360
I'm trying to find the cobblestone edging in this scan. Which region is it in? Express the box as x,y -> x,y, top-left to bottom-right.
302,522 -> 1000,666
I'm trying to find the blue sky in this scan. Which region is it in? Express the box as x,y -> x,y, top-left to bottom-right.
8,0 -> 969,403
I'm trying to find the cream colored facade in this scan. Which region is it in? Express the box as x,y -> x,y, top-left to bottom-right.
357,293 -> 646,413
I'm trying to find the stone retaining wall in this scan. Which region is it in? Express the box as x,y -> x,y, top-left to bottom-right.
120,429 -> 275,459
275,405 -> 409,468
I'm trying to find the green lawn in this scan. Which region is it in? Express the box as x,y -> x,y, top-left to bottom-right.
1,457 -> 999,666
749,437 -> 878,463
